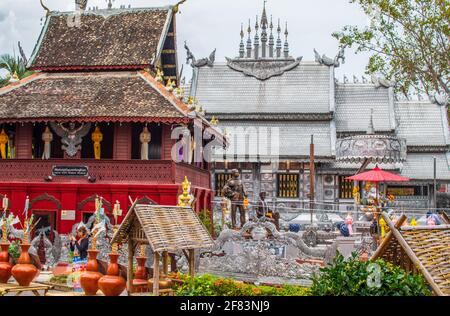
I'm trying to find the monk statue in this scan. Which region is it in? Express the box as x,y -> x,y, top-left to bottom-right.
91,126 -> 103,160
41,126 -> 53,160
50,122 -> 92,158
139,126 -> 151,160
222,169 -> 248,229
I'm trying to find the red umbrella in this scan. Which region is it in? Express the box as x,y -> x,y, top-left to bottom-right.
346,166 -> 410,182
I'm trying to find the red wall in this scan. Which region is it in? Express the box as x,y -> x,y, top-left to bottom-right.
0,182 -> 212,234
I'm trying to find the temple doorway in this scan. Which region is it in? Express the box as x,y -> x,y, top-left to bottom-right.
32,210 -> 57,265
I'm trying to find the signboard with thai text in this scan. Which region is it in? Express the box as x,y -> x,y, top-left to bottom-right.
52,166 -> 89,177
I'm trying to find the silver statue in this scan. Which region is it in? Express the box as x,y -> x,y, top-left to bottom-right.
50,122 -> 92,157
314,46 -> 346,67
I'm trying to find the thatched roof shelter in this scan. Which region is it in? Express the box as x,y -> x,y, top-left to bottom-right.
371,212 -> 450,296
111,203 -> 214,295
111,204 -> 214,252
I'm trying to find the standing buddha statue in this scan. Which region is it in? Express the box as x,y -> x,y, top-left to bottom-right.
139,126 -> 151,160
41,126 -> 53,160
91,126 -> 103,160
0,129 -> 8,159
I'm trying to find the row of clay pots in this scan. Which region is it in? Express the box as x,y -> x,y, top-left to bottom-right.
0,242 -> 38,286
80,250 -> 126,296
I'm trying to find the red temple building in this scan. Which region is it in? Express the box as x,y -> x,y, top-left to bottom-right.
0,4 -> 222,234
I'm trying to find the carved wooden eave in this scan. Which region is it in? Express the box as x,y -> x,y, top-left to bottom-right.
225,57 -> 302,80
206,112 -> 333,121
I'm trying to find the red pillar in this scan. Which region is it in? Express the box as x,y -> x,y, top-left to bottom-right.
15,123 -> 32,159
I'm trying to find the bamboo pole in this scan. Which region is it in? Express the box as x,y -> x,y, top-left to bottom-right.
153,252 -> 160,296
127,239 -> 134,295
381,212 -> 444,296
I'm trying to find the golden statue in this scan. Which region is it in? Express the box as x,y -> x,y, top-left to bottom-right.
91,126 -> 103,160
177,176 -> 194,207
0,129 -> 8,159
165,78 -> 175,92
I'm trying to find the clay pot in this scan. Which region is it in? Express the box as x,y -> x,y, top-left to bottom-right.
0,242 -> 13,283
148,274 -> 173,290
80,250 -> 103,296
11,243 -> 38,286
52,262 -> 72,277
133,256 -> 148,281
98,253 -> 126,296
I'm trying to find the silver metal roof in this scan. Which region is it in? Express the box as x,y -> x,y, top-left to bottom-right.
213,120 -> 334,161
400,153 -> 450,180
335,84 -> 395,132
192,62 -> 333,114
394,101 -> 450,147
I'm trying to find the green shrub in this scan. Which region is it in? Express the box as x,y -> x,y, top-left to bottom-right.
310,252 -> 431,296
8,240 -> 20,259
172,273 -> 310,296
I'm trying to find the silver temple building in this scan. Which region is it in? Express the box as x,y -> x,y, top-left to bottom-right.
186,4 -> 450,213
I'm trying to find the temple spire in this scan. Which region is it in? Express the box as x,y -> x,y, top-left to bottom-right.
254,15 -> 260,59
269,15 -> 274,58
276,19 -> 282,58
283,22 -> 289,58
239,23 -> 245,58
260,1 -> 268,58
246,19 -> 252,58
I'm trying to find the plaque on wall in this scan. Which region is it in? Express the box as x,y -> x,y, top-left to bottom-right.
52,166 -> 89,177
61,210 -> 76,221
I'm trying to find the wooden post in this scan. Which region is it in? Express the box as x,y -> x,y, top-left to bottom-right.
188,249 -> 195,277
162,251 -> 169,275
127,239 -> 134,295
153,251 -> 160,296
309,135 -> 315,224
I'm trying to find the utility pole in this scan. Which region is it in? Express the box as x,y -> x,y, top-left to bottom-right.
433,156 -> 437,210
310,135 -> 315,224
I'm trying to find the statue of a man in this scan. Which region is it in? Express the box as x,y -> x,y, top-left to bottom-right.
222,169 -> 248,229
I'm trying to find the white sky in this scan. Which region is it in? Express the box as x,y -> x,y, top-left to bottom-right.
0,0 -> 371,79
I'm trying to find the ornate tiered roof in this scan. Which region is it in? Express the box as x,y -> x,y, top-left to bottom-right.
188,3 -> 450,179
0,71 -> 190,123
29,7 -> 172,70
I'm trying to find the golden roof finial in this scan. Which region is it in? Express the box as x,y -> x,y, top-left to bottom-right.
210,116 -> 219,126
177,176 -> 192,207
166,78 -> 175,92
155,68 -> 164,83
172,0 -> 187,14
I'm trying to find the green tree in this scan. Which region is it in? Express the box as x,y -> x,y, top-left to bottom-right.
0,53 -> 33,88
333,0 -> 449,97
